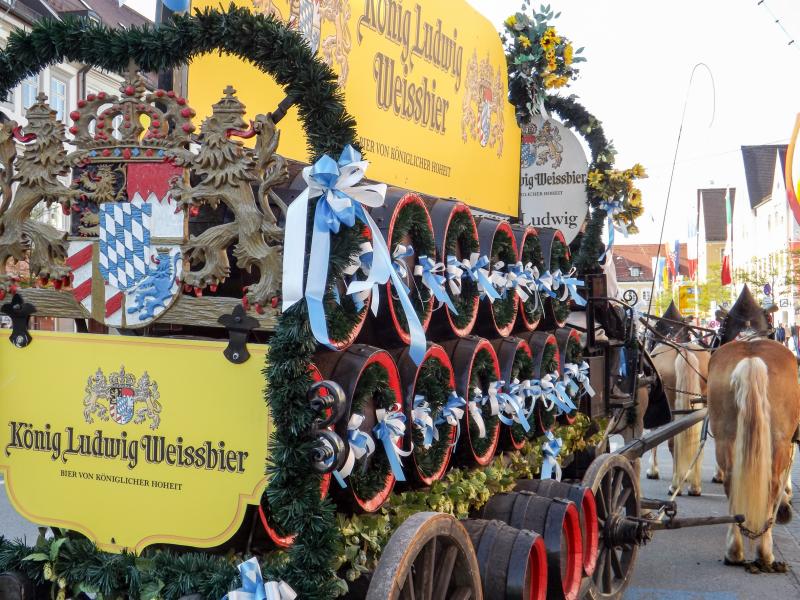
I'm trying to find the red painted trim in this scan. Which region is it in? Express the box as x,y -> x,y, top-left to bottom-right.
561,502 -> 583,600
72,278 -> 92,302
580,489 -> 599,577
467,339 -> 501,466
529,534 -> 548,600
330,305 -> 369,351
445,203 -> 479,336
258,505 -> 296,548
105,292 -> 124,317
66,244 -> 93,270
352,350 -> 401,513
491,221 -> 519,337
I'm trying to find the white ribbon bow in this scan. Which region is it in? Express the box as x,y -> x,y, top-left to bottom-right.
564,361 -> 595,397
333,414 -> 376,487
225,557 -> 297,600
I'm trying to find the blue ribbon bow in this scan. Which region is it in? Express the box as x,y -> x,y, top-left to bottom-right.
445,255 -> 464,297
462,253 -> 501,302
564,361 -> 595,398
552,268 -> 587,307
435,391 -> 466,446
373,407 -> 412,481
416,256 -> 457,312
333,414 -> 376,488
541,430 -> 563,480
493,380 -> 531,432
599,200 -> 625,263
282,145 -> 426,365
412,395 -> 435,450
224,558 -> 297,600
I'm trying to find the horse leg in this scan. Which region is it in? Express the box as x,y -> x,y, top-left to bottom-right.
687,421 -> 704,496
667,437 -> 681,495
712,466 -> 725,484
646,447 -> 660,479
724,523 -> 745,565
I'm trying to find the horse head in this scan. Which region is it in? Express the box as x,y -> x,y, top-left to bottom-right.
717,285 -> 772,345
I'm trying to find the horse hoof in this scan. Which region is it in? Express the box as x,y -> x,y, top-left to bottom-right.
745,561 -> 762,574
668,487 -> 682,496
646,472 -> 660,480
712,475 -> 724,484
688,489 -> 702,497
724,557 -> 745,567
771,561 -> 788,573
777,503 -> 793,524
754,559 -> 782,573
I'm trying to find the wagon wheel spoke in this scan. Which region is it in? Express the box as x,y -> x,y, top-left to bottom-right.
617,485 -> 632,511
602,471 -> 613,517
596,476 -> 609,520
611,547 -> 624,579
611,470 -> 623,510
449,588 -> 473,600
402,573 -> 415,600
434,545 -> 458,599
414,538 -> 436,599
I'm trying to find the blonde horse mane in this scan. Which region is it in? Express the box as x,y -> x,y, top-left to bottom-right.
730,357 -> 772,535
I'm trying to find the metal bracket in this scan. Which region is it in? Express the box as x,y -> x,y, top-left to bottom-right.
1,294 -> 36,348
217,304 -> 259,364
307,380 -> 347,474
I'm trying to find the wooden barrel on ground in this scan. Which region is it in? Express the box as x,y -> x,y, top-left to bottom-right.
259,363 -> 332,547
555,327 -> 585,424
428,199 -> 480,338
440,336 -> 501,465
461,519 -> 548,600
393,343 -> 458,485
511,224 -> 544,333
366,189 -> 436,347
515,479 -> 599,577
474,218 -> 519,338
315,345 -> 404,512
521,331 -> 562,434
492,336 -> 536,449
537,227 -> 573,330
482,491 -> 583,600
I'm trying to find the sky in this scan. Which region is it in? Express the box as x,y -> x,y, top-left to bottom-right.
125,0 -> 800,246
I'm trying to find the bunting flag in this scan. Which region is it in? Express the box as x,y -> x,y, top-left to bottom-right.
665,241 -> 676,280
673,240 -> 680,281
687,202 -> 698,281
721,188 -> 733,286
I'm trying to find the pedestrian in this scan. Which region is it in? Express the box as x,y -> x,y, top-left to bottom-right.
792,324 -> 799,354
776,323 -> 786,345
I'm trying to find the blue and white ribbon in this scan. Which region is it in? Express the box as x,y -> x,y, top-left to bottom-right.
505,261 -> 535,303
598,200 -> 627,263
479,384 -> 500,417
415,256 -> 457,312
495,380 -> 531,432
551,268 -> 587,306
373,407 -> 412,481
541,430 -> 563,480
490,261 -> 510,298
540,373 -> 574,414
468,394 -> 487,439
445,255 -> 464,297
282,145 -> 426,364
342,241 -> 376,313
550,371 -> 577,412
333,414 -> 376,488
435,391 -> 466,445
619,347 -> 628,378
514,378 -> 540,415
224,558 -> 297,600
412,395 -> 435,450
564,361 -> 595,397
461,253 -> 501,302
535,270 -> 557,299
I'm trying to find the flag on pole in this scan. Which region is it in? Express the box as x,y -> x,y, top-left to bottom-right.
673,240 -> 680,280
687,205 -> 698,280
721,189 -> 733,285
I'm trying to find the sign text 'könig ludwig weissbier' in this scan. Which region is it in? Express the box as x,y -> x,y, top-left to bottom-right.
0,332 -> 269,553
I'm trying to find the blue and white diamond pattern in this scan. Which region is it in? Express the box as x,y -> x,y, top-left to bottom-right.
98,202 -> 151,291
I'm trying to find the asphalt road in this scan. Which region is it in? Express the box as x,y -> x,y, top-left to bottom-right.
0,476 -> 40,543
623,437 -> 800,600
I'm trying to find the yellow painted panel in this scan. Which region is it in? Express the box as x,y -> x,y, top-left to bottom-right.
187,0 -> 521,216
0,331 -> 269,554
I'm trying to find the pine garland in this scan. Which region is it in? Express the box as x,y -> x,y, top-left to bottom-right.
445,211 -> 479,329
389,202 -> 435,332
520,234 -> 544,323
467,348 -> 501,458
348,363 -> 397,503
491,228 -> 518,328
410,358 -> 454,479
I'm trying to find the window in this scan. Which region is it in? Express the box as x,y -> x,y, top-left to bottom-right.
50,77 -> 67,121
641,290 -> 651,302
629,267 -> 641,277
21,76 -> 38,111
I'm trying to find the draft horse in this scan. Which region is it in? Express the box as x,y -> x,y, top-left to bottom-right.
708,286 -> 800,571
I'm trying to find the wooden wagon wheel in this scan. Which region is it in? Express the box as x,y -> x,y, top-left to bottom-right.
581,454 -> 641,600
366,512 -> 483,600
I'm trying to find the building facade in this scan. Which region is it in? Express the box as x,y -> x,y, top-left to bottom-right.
613,243 -> 689,314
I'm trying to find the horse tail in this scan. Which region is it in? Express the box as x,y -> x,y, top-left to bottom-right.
730,357 -> 772,534
673,349 -> 701,486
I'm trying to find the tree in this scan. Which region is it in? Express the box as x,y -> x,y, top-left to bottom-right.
733,249 -> 793,305
697,263 -> 732,315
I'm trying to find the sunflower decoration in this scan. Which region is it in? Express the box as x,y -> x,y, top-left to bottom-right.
503,2 -> 585,125
587,163 -> 648,234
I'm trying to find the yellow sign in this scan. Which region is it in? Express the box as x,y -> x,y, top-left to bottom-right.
0,331 -> 269,554
679,283 -> 697,315
188,0 -> 521,216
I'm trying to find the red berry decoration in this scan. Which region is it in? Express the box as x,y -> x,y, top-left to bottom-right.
209,284 -> 218,293
167,91 -> 175,98
87,94 -> 96,101
177,97 -> 186,105
77,100 -> 87,108
96,122 -> 104,129
68,126 -> 78,135
180,108 -> 192,118
255,303 -> 264,315
69,111 -> 80,121
98,91 -> 106,99
271,296 -> 279,309
194,287 -> 202,297
122,149 -> 132,159
182,123 -> 194,133
124,85 -> 135,96
189,206 -> 200,217
101,149 -> 111,157
155,90 -> 165,97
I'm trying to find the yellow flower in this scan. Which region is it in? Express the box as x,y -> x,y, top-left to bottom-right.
505,15 -> 517,28
519,35 -> 531,48
587,170 -> 604,188
543,74 -> 559,89
564,43 -> 574,66
631,163 -> 647,178
555,76 -> 569,88
629,188 -> 643,207
540,28 -> 558,51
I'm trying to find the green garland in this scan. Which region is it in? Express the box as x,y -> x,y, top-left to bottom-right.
0,6 -> 360,599
520,234 -> 544,323
390,202 -> 435,332
411,358 -> 454,479
510,349 -> 536,441
538,341 -> 559,430
550,237 -> 572,323
491,229 -> 518,328
467,348 -> 501,458
348,363 -> 397,502
445,211 -> 480,329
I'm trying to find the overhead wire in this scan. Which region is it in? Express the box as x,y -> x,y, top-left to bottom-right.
757,0 -> 799,51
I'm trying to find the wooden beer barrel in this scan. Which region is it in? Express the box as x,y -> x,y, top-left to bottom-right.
555,327 -> 585,423
393,343 -> 458,485
474,218 -> 519,338
521,331 -> 562,434
482,491 -> 583,600
259,363 -> 332,547
514,479 -> 599,577
0,573 -> 34,600
367,189 -> 436,346
537,228 -> 573,330
428,199 -> 480,338
511,224 -> 545,332
492,336 -> 536,449
461,519 -> 548,600
441,336 -> 502,465
315,345 -> 404,512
